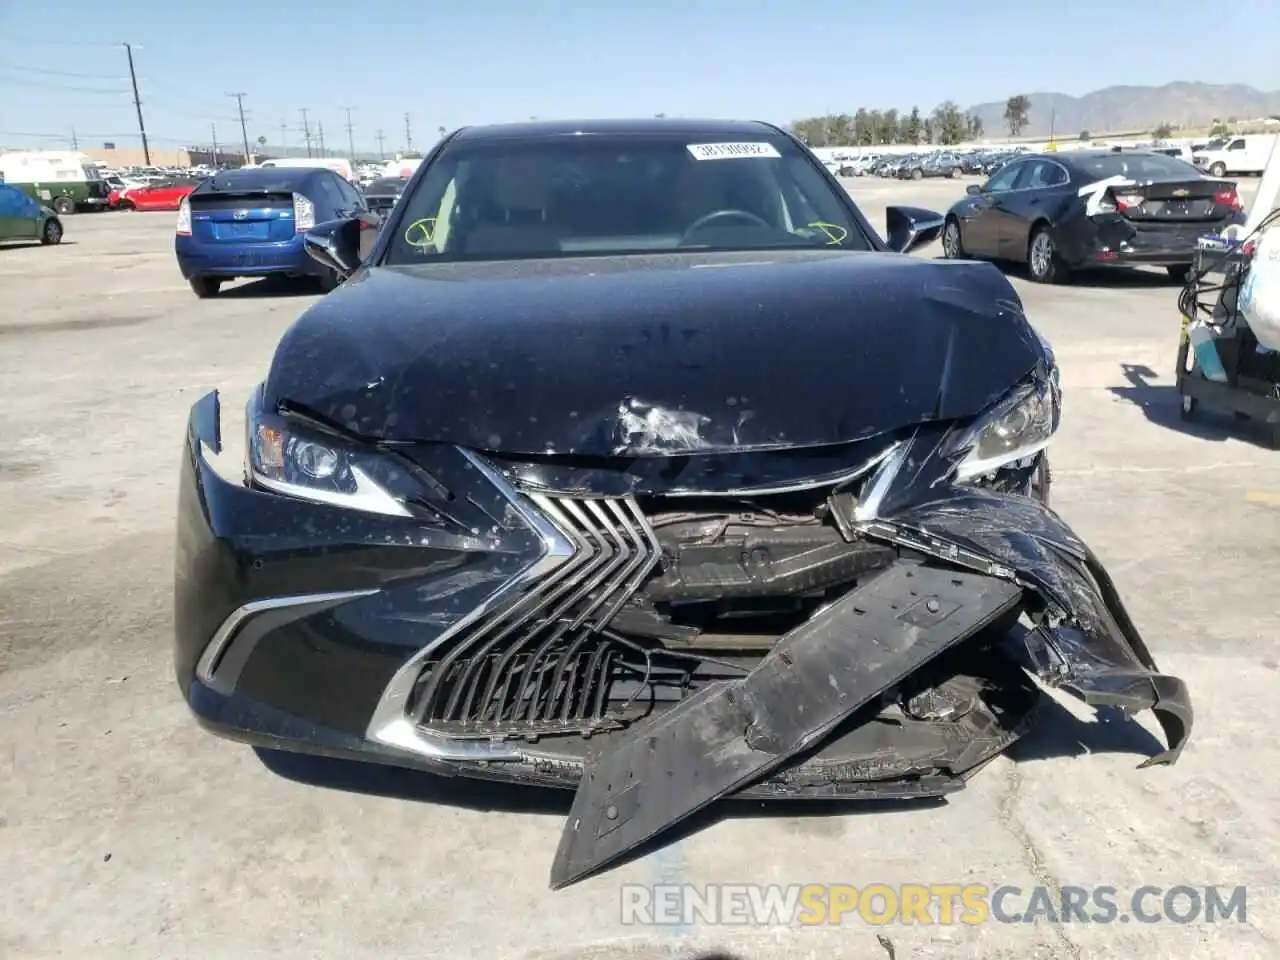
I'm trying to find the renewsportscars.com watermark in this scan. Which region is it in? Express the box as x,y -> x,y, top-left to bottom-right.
620,884 -> 1248,927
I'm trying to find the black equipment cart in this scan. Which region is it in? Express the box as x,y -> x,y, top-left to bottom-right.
1175,235 -> 1280,448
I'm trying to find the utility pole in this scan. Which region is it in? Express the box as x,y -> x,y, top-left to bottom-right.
1049,108 -> 1056,143
211,123 -> 218,164
70,127 -> 79,149
343,106 -> 356,161
317,120 -> 325,156
228,92 -> 250,163
300,108 -> 312,158
279,120 -> 288,154
375,129 -> 385,159
404,112 -> 413,153
122,42 -> 151,165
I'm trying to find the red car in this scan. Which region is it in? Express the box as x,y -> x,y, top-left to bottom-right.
115,179 -> 201,212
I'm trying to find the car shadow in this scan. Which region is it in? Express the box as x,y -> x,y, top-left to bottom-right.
1107,361 -> 1277,447
1005,698 -> 1167,764
217,276 -> 321,299
0,241 -> 77,250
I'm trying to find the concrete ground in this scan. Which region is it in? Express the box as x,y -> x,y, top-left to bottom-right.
1,179 -> 1278,960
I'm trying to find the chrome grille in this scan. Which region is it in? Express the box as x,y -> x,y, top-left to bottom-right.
409,492 -> 664,737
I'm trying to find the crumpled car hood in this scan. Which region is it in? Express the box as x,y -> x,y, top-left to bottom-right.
263,249 -> 1045,456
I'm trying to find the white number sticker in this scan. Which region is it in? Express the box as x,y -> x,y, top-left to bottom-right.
687,142 -> 781,161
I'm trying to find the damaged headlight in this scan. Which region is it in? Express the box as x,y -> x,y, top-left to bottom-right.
246,394 -> 426,518
953,373 -> 1059,482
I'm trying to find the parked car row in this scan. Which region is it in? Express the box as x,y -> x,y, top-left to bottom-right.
858,148 -> 1030,180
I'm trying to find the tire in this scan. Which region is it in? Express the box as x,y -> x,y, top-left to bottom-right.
1166,264 -> 1193,285
51,196 -> 75,216
118,200 -> 135,211
316,268 -> 342,293
189,276 -> 221,299
40,218 -> 62,245
1178,393 -> 1198,421
950,167 -> 961,179
1027,225 -> 1068,284
911,168 -> 923,180
941,217 -> 966,259
1209,162 -> 1226,178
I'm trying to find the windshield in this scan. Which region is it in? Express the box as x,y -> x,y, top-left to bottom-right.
82,165 -> 102,181
382,134 -> 872,264
1074,152 -> 1203,180
1203,138 -> 1226,151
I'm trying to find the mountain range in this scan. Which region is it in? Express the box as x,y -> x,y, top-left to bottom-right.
965,82 -> 1280,137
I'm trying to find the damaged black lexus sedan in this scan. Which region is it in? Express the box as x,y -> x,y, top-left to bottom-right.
175,119 -> 1191,889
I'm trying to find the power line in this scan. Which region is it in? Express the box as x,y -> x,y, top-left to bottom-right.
228,92 -> 250,162
2,64 -> 124,80
121,43 -> 151,165
0,71 -> 127,95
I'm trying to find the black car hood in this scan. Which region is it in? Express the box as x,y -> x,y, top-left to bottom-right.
263,250 -> 1044,456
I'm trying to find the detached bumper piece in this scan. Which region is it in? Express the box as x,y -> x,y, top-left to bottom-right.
550,564 -> 1022,889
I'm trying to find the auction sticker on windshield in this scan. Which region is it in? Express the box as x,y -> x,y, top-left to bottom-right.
687,142 -> 781,160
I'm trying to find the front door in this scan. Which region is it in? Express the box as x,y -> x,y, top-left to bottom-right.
963,161 -> 1024,257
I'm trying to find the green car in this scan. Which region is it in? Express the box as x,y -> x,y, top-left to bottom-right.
0,182 -> 63,245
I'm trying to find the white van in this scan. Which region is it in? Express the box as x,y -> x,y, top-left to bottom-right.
0,150 -> 111,214
257,157 -> 355,182
1192,135 -> 1279,177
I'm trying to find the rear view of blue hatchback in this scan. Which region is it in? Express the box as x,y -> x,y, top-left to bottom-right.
174,167 -> 366,298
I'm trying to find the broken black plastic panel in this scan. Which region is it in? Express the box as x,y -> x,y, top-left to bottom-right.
549,563 -> 1023,889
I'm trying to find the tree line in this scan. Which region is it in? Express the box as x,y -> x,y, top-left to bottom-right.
790,102 -> 982,147
790,95 -> 1045,147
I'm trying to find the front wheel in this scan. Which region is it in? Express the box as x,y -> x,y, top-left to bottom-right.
52,196 -> 75,216
911,168 -> 923,180
1209,162 -> 1227,178
189,276 -> 221,299
1027,226 -> 1068,284
950,167 -> 961,179
941,218 -> 966,259
40,218 -> 63,245
1166,264 -> 1193,285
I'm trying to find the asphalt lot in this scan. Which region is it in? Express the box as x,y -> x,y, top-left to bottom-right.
2,179 -> 1279,960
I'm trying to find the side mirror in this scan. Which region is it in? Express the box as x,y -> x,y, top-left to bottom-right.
304,217 -> 365,279
966,183 -> 984,196
885,205 -> 945,255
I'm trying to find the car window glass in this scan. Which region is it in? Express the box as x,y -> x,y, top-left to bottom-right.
316,175 -> 346,212
1074,153 -> 1201,180
338,177 -> 362,208
985,162 -> 1022,192
1228,140 -> 1245,151
383,136 -> 873,264
1024,161 -> 1065,190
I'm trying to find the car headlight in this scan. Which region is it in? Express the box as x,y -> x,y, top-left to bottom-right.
953,374 -> 1058,482
246,395 -> 444,519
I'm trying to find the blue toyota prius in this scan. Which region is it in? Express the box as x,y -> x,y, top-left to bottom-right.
174,166 -> 367,298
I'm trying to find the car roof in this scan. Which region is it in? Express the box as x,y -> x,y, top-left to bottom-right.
199,167 -> 316,190
449,118 -> 782,143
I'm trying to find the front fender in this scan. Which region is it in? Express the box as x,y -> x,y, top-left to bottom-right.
860,487 -> 1191,767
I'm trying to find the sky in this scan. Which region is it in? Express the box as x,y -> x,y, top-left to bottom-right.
2,0 -> 1279,155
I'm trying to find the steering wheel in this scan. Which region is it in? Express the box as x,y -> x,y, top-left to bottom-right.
682,208 -> 771,240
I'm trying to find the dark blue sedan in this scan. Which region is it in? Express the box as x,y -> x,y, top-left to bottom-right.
174,166 -> 367,298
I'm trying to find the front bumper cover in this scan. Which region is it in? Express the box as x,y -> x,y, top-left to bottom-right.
176,392 -> 1192,888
